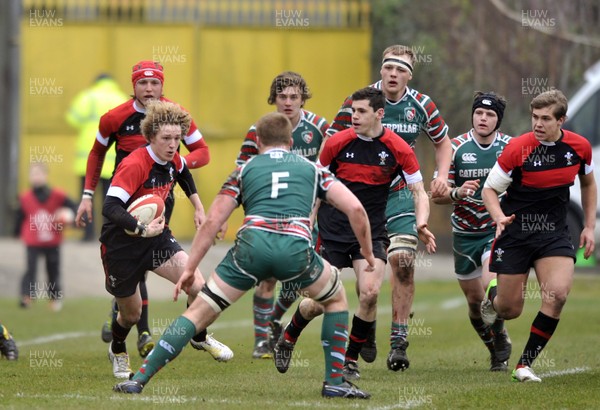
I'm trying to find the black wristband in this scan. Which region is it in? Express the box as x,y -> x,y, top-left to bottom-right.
134,222 -> 147,236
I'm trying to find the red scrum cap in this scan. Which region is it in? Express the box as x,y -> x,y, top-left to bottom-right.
131,61 -> 164,87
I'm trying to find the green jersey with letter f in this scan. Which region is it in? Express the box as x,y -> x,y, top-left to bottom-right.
221,148 -> 336,241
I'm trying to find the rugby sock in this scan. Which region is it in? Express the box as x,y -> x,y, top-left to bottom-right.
491,318 -> 505,335
346,315 -> 372,361
111,319 -> 131,354
517,311 -> 559,368
111,299 -> 118,325
470,317 -> 495,354
321,311 -> 348,385
253,294 -> 274,345
368,320 -> 377,338
284,307 -> 312,343
136,281 -> 150,335
192,329 -> 207,343
271,288 -> 299,322
390,322 -> 408,348
133,315 -> 196,385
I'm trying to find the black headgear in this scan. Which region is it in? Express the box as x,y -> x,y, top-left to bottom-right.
472,93 -> 506,131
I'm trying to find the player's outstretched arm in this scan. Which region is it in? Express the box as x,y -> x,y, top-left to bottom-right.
432,179 -> 480,205
482,187 -> 514,238
579,171 -> 597,258
177,195 -> 236,299
187,193 -> 205,229
325,182 -> 374,269
185,195 -> 236,272
409,181 -> 436,254
182,131 -> 210,169
430,137 -> 452,198
482,162 -> 516,238
76,139 -> 109,227
75,197 -> 93,228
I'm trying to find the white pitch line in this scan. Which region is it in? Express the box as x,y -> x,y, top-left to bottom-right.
15,296 -> 463,347
369,401 -> 425,410
17,331 -> 97,347
539,366 -> 591,378
12,392 -> 363,408
440,297 -> 464,310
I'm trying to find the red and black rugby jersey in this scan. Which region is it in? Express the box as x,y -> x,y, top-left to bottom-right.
85,97 -> 208,192
318,127 -> 421,242
497,130 -> 593,238
108,145 -> 185,206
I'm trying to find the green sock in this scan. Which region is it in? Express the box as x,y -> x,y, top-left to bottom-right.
132,316 -> 196,385
253,294 -> 274,345
321,311 -> 348,385
390,322 -> 408,348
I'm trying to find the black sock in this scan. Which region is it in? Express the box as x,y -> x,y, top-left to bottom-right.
111,319 -> 131,354
136,281 -> 150,335
518,311 -> 559,367
346,315 -> 373,362
284,306 -> 311,342
192,329 -> 207,343
491,318 -> 505,335
111,299 -> 118,323
470,317 -> 495,355
186,301 -> 207,343
368,320 -> 376,338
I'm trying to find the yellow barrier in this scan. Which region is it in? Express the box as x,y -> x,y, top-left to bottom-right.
21,22 -> 371,240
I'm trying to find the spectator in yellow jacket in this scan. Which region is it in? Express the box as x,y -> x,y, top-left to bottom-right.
65,73 -> 128,241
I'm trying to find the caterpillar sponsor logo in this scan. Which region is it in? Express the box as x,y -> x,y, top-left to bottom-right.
458,168 -> 489,178
384,123 -> 419,134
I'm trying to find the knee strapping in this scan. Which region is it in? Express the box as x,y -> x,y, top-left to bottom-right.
313,266 -> 342,304
199,278 -> 232,313
388,234 -> 418,256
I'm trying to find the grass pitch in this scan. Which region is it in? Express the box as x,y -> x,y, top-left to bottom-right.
1,274 -> 599,409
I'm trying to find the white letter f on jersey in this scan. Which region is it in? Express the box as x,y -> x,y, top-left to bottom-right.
271,172 -> 290,198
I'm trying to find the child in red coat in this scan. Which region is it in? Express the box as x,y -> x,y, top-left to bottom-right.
15,163 -> 77,311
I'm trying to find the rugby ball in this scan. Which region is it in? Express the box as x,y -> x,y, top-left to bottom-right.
124,194 -> 165,235
54,207 -> 75,226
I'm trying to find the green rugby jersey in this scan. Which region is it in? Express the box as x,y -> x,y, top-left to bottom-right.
328,82 -> 447,145
222,148 -> 336,240
236,109 -> 328,165
449,130 -> 511,234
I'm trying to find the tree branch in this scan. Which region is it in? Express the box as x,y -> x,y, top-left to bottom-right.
488,0 -> 600,48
